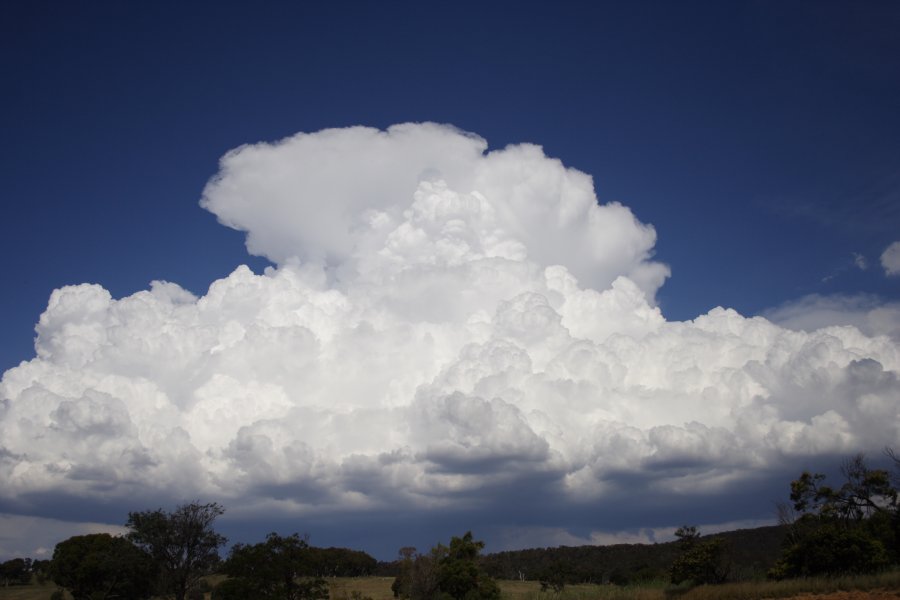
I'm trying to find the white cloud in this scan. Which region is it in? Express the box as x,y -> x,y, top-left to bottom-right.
763,293 -> 900,341
200,123 -> 669,301
882,241 -> 900,276
1,123 -> 899,556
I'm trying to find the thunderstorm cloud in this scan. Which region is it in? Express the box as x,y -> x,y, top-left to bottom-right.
2,124 -> 899,554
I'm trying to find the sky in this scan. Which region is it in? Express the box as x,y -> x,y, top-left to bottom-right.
1,0 -> 900,560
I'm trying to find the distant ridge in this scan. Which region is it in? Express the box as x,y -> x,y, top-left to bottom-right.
478,525 -> 788,584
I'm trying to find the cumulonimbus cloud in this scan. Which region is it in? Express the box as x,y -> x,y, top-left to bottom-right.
1,123 -> 898,552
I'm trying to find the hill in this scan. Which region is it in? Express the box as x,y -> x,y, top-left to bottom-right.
477,524 -> 788,584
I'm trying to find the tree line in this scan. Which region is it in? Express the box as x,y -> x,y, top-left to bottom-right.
474,525 -> 787,586
38,501 -> 378,600
3,449 -> 899,598
0,557 -> 50,587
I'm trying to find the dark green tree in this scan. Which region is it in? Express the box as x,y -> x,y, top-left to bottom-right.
790,454 -> 897,522
412,545 -> 445,600
391,547 -> 418,599
393,544 -> 444,600
441,532 -> 500,600
126,501 -> 226,600
32,559 -> 51,584
49,533 -> 154,599
669,526 -> 730,585
307,546 -> 377,577
537,558 -> 569,592
392,532 -> 499,600
771,452 -> 900,578
211,577 -> 257,600
769,519 -> 888,578
224,532 -> 329,600
0,557 -> 32,586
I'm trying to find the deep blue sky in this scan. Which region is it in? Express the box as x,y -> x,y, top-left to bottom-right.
2,0 -> 899,369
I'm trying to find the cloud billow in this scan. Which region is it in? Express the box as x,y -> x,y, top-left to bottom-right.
1,123 -> 899,553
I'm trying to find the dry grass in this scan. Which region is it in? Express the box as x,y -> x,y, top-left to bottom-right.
498,571 -> 900,600
327,578 -> 667,600
3,572 -> 900,600
675,569 -> 900,600
325,571 -> 900,600
501,579 -> 666,600
0,581 -> 60,600
330,576 -> 398,600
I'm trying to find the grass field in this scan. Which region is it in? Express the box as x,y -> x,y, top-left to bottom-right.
3,571 -> 900,600
0,582 -> 59,600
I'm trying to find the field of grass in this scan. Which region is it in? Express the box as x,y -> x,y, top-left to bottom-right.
3,571 -> 900,600
496,570 -> 900,600
331,576 -> 398,600
0,581 -> 59,600
320,572 -> 900,600
500,579 -> 667,600
673,569 -> 900,600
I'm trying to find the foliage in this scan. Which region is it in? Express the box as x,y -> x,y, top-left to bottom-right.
392,545 -> 444,600
391,532 -> 500,600
211,577 -> 257,600
439,532 -> 501,600
308,546 -> 377,577
790,454 -> 897,522
768,516 -> 889,578
0,558 -> 32,586
126,501 -> 227,600
771,451 -> 900,578
537,559 -> 569,593
535,556 -> 575,591
31,560 -> 51,585
391,547 -> 418,598
48,533 -> 154,599
224,532 -> 329,600
669,527 -> 730,585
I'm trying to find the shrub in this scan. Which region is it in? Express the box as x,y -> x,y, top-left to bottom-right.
769,521 -> 889,578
